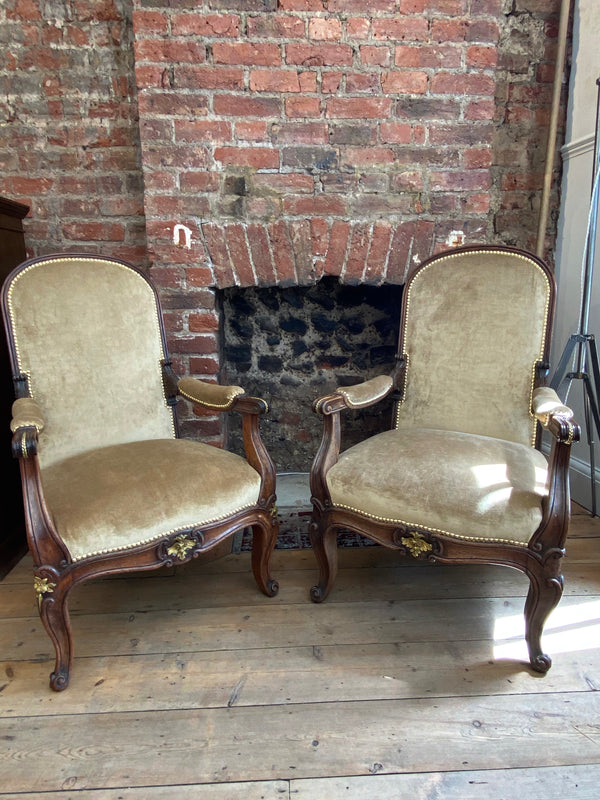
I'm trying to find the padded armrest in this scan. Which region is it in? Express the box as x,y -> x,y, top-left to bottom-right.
10,397 -> 45,433
315,375 -> 393,413
532,386 -> 574,425
178,377 -> 245,411
533,386 -> 579,445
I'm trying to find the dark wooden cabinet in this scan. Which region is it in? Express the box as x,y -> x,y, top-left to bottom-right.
0,197 -> 30,578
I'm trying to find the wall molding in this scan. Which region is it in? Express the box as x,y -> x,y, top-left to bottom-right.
561,133 -> 595,161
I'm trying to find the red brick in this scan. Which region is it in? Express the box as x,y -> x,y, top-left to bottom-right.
285,96 -> 322,117
466,20 -> 499,43
395,44 -> 461,69
253,174 -> 315,194
135,66 -> 166,90
311,217 -> 330,257
462,193 -> 491,213
138,93 -> 208,117
347,18 -> 370,39
132,10 -> 168,36
180,172 -> 219,193
380,122 -> 412,144
61,221 -> 125,242
360,45 -> 391,67
308,18 -> 342,41
466,45 -> 498,69
346,73 -> 380,94
283,195 -> 348,217
372,17 -> 429,41
431,170 -> 491,191
278,0 -> 326,9
273,122 -> 329,144
214,95 -> 281,117
391,170 -> 424,191
465,99 -> 496,120
326,97 -> 392,119
247,222 -> 277,284
202,222 -> 236,288
188,311 -> 219,333
250,70 -> 302,93
171,13 -> 240,38
189,357 -> 219,375
176,66 -> 244,91
235,121 -> 269,141
329,0 -> 395,9
463,148 -> 493,169
214,147 -> 279,169
8,0 -> 42,21
213,42 -> 281,67
225,223 -> 255,286
430,72 -> 495,96
323,219 -> 351,277
286,43 -> 353,67
343,147 -> 395,165
364,220 -> 393,283
344,222 -> 372,283
247,14 -> 305,39
431,19 -> 468,42
175,120 -> 232,143
288,219 -> 315,285
269,220 -> 297,285
322,73 -> 343,93
134,40 -> 205,64
381,71 -> 428,94
143,146 -> 209,170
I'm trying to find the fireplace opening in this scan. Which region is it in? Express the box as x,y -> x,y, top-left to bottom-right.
220,277 -> 404,474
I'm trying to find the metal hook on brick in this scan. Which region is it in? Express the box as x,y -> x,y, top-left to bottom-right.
173,224 -> 192,249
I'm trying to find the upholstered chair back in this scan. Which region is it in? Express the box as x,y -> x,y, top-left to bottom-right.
396,248 -> 554,447
4,256 -> 175,470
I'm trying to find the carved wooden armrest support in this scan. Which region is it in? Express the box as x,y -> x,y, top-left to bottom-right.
10,398 -> 44,459
178,377 -> 246,412
532,386 -> 580,444
314,375 -> 394,415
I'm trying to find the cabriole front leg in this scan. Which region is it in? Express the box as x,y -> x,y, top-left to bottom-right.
35,573 -> 73,691
251,514 -> 279,597
524,559 -> 564,673
309,509 -> 339,603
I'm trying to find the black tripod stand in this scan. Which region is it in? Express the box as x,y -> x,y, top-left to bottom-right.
550,77 -> 600,516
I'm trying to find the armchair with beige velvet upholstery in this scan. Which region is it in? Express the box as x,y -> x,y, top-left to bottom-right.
2,254 -> 279,691
309,245 -> 579,673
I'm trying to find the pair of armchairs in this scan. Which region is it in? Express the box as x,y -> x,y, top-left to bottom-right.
2,247 -> 578,690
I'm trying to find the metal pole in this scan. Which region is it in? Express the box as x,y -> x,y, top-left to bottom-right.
536,0 -> 572,259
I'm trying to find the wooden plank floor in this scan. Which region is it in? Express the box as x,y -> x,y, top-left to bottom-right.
0,505 -> 598,799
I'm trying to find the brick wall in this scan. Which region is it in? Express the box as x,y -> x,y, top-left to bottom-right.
0,0 -> 567,448
0,0 -> 147,265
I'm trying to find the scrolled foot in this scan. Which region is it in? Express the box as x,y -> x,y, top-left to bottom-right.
310,585 -> 325,603
530,653 -> 552,674
50,668 -> 70,692
265,578 -> 279,597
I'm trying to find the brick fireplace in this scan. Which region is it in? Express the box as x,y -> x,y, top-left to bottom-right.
130,0 -> 522,447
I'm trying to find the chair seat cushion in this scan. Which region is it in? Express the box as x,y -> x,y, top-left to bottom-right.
326,428 -> 549,545
40,439 -> 262,561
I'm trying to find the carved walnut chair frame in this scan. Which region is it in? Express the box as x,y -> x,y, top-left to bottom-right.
2,254 -> 279,691
309,245 -> 580,673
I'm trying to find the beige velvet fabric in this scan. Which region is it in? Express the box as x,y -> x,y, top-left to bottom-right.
532,386 -> 574,424
340,375 -> 393,409
10,397 -> 45,433
397,250 -> 551,446
40,439 -> 262,561
178,377 -> 245,409
327,428 -> 548,545
6,257 -> 175,470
